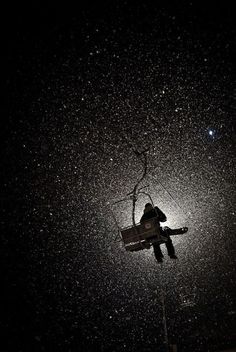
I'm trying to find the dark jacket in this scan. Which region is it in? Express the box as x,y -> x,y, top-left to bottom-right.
140,206 -> 167,224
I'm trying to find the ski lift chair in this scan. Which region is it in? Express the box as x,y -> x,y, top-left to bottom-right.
120,217 -> 168,252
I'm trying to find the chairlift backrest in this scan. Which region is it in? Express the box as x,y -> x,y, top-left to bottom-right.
121,217 -> 167,252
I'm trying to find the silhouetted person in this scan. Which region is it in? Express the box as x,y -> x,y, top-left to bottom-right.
140,203 -> 178,263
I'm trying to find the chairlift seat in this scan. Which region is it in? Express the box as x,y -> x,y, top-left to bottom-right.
121,217 -> 168,252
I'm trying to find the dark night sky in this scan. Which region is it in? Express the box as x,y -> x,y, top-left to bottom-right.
1,1 -> 236,351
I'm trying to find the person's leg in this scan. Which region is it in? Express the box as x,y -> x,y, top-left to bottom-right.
153,243 -> 164,263
160,227 -> 178,259
165,237 -> 177,259
167,227 -> 188,235
161,228 -> 177,258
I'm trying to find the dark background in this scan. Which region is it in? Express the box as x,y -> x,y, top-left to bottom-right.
1,1 -> 236,351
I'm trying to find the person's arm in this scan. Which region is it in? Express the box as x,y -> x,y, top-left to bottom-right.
140,214 -> 146,223
154,206 -> 167,222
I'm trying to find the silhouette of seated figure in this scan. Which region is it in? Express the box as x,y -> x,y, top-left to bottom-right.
140,203 -> 187,263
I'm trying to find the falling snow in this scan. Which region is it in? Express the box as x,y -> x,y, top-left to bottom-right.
1,2 -> 236,352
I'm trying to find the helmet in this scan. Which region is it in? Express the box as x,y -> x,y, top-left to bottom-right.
145,203 -> 153,208
144,203 -> 153,213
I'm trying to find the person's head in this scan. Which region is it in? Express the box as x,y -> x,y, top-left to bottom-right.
144,203 -> 153,213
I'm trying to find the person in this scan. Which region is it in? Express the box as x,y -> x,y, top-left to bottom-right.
140,203 -> 181,263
